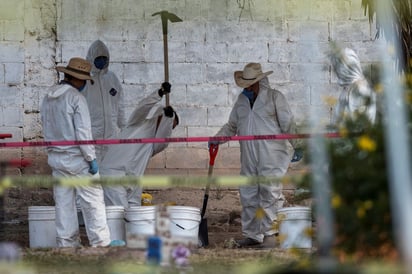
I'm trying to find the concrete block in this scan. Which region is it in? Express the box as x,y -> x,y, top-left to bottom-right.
276,83 -> 311,106
332,0 -> 351,21
186,126 -> 221,148
22,86 -> 41,112
23,114 -> 42,140
145,41 -> 185,63
176,106 -> 207,127
309,0 -> 333,21
169,63 -> 204,85
285,0 -> 309,20
0,42 -> 24,62
207,107 -> 231,127
124,63 -> 164,84
204,63 -> 233,85
0,85 -> 22,107
3,107 -> 23,126
228,41 -> 269,63
204,42 -> 228,63
288,20 -> 330,42
4,63 -> 24,85
0,64 -> 4,83
109,41 -> 144,63
0,127 -> 22,141
187,84 -> 228,107
331,20 -> 372,42
290,63 -> 329,83
267,63 -> 290,84
165,147 -> 208,169
0,0 -> 24,20
310,83 -> 340,106
4,20 -> 25,41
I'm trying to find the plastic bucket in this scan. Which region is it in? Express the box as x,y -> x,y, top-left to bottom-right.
106,206 -> 125,241
277,206 -> 312,249
124,206 -> 157,248
28,206 -> 57,248
167,206 -> 201,245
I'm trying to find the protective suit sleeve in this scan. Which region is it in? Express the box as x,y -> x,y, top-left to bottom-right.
214,101 -> 239,143
127,90 -> 162,127
273,91 -> 302,149
73,95 -> 96,161
152,114 -> 174,156
114,77 -> 127,129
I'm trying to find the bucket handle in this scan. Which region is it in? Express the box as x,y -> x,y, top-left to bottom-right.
170,220 -> 199,231
124,218 -> 154,225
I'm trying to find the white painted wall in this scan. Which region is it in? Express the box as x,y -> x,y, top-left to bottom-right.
0,0 -> 379,175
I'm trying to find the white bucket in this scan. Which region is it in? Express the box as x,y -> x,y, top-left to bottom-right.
277,206 -> 312,249
106,206 -> 125,241
124,206 -> 156,248
28,206 -> 56,248
167,206 -> 201,245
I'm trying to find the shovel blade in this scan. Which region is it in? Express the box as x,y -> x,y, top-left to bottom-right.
198,217 -> 209,247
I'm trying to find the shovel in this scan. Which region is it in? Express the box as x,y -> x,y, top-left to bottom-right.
198,144 -> 219,247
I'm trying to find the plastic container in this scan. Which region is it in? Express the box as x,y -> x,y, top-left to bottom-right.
277,206 -> 312,249
125,206 -> 157,248
28,206 -> 57,248
167,206 -> 201,246
106,206 -> 125,241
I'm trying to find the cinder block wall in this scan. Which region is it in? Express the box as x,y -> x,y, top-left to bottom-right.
0,0 -> 379,177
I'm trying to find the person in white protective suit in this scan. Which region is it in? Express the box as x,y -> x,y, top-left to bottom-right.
329,47 -> 376,126
40,57 -> 111,247
83,39 -> 126,164
209,63 -> 303,248
100,82 -> 179,208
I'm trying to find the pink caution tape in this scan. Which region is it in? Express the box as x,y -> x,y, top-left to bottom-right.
0,133 -> 341,148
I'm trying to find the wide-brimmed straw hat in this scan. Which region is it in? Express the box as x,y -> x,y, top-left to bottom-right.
234,63 -> 273,88
56,57 -> 92,81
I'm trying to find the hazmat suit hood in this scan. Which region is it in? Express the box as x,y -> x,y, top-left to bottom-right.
330,48 -> 364,86
86,40 -> 110,74
46,84 -> 71,99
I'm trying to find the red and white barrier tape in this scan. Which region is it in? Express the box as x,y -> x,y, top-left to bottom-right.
0,133 -> 341,148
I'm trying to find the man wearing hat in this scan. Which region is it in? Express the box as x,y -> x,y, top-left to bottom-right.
40,57 -> 112,247
209,63 -> 303,248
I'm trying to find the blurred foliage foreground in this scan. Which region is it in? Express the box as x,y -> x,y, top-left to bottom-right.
311,74 -> 412,261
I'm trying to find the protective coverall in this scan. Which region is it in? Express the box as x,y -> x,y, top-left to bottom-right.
214,77 -> 300,243
83,39 -> 126,163
41,84 -> 111,247
330,47 -> 376,126
100,90 -> 175,207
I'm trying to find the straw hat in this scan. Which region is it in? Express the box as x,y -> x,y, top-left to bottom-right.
234,63 -> 273,88
56,57 -> 92,81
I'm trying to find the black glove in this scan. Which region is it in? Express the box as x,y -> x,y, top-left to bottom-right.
163,106 -> 174,118
158,82 -> 171,97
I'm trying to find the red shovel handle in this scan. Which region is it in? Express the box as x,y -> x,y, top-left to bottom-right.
209,144 -> 219,166
6,159 -> 32,167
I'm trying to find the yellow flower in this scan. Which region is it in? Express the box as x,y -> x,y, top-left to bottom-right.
338,127 -> 349,137
331,195 -> 342,208
374,83 -> 384,94
323,96 -> 337,107
357,207 -> 366,219
364,200 -> 373,210
255,207 -> 265,220
357,135 -> 377,152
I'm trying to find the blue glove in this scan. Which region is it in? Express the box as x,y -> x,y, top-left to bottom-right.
88,159 -> 99,175
291,148 -> 303,162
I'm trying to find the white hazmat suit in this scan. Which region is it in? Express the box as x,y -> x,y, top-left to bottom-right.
214,77 -> 300,243
83,40 -> 126,163
330,47 -> 376,126
41,84 -> 111,247
100,90 -> 176,207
